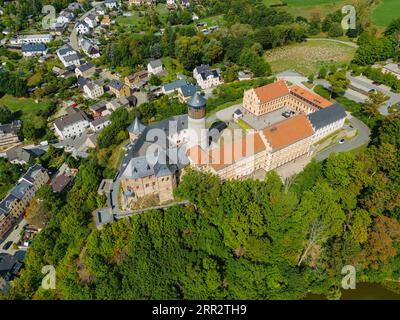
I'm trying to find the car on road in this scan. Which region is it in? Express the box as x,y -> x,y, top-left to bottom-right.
2,241 -> 13,250
339,138 -> 345,144
368,89 -> 376,93
282,111 -> 292,118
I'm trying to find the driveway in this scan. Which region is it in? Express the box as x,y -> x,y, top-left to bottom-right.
306,38 -> 359,48
315,114 -> 371,161
276,70 -> 308,88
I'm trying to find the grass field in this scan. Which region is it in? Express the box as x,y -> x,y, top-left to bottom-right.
0,94 -> 52,125
265,39 -> 356,76
372,0 -> 400,27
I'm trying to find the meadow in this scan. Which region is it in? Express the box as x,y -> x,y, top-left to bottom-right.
265,39 -> 356,76
372,0 -> 400,27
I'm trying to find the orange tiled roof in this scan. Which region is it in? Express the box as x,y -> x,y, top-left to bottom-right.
186,133 -> 266,171
253,80 -> 290,103
262,114 -> 314,151
290,85 -> 332,108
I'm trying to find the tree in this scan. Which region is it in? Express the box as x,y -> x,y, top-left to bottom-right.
0,105 -> 14,123
202,40 -> 224,65
175,36 -> 203,70
328,22 -> 343,38
326,70 -> 350,97
318,66 -> 327,79
362,91 -> 389,118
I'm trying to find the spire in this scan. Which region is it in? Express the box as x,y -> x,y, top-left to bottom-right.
188,92 -> 206,108
130,117 -> 145,134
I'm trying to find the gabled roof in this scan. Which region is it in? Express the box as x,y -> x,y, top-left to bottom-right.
253,80 -> 289,103
290,85 -> 332,109
163,79 -> 187,92
109,79 -> 124,90
10,180 -> 32,199
21,43 -> 47,52
148,59 -> 162,69
54,108 -> 88,131
128,117 -> 146,135
262,114 -> 314,151
308,102 -> 347,130
179,84 -> 198,97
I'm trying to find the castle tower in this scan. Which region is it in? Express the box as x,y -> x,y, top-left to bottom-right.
187,92 -> 207,150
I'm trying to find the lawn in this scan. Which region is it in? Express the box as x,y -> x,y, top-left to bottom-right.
265,39 -> 356,76
0,94 -> 52,125
372,0 -> 400,27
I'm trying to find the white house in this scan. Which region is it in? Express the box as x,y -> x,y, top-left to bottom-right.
84,15 -> 98,29
83,81 -> 104,99
75,21 -> 90,34
57,44 -> 81,67
79,36 -> 100,59
193,64 -> 223,89
10,34 -> 53,45
105,0 -> 118,9
21,43 -> 48,57
54,108 -> 90,140
147,59 -> 163,75
308,103 -> 347,143
57,9 -> 75,24
90,115 -> 111,132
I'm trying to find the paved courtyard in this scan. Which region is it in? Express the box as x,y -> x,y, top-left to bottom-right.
274,153 -> 313,181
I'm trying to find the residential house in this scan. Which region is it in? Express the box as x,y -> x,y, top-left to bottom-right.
181,0 -> 190,8
50,174 -> 73,193
129,0 -> 155,5
83,80 -> 104,99
75,21 -> 90,34
108,79 -> 131,98
105,0 -> 118,9
147,59 -> 163,75
101,15 -> 112,26
166,0 -> 177,10
0,121 -> 21,149
79,36 -> 100,59
90,115 -> 111,132
162,79 -> 187,95
89,101 -> 110,117
57,9 -> 75,24
84,14 -> 98,29
21,43 -> 48,57
54,132 -> 99,158
75,62 -> 96,78
381,63 -> 400,80
238,70 -> 253,81
54,107 -> 90,139
68,2 -> 83,12
57,44 -> 81,67
125,70 -> 149,89
193,64 -> 223,89
106,96 -> 130,111
6,146 -> 44,165
177,84 -> 198,102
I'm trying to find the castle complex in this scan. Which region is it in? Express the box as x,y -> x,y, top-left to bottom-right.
119,80 -> 347,209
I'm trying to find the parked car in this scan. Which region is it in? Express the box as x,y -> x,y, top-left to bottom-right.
339,138 -> 345,144
2,241 -> 13,250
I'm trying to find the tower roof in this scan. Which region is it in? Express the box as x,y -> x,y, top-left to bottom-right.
188,92 -> 206,108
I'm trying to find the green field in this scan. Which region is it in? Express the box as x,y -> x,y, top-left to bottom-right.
0,94 -> 52,125
373,0 -> 400,27
265,39 -> 356,76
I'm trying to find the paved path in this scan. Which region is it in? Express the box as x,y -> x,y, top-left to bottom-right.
306,38 -> 359,48
315,114 -> 370,161
114,200 -> 192,219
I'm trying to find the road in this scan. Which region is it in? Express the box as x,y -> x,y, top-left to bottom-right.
0,219 -> 26,255
69,2 -> 104,51
315,114 -> 371,161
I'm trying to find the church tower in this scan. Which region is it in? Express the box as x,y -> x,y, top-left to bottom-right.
187,92 -> 207,150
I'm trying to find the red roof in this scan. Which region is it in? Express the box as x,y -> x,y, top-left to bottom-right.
253,80 -> 289,103
290,85 -> 332,108
262,114 -> 314,150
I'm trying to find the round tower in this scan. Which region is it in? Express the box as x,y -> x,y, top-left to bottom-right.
187,92 -> 207,150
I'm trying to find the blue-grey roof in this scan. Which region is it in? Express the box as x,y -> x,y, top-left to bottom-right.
308,103 -> 347,131
128,117 -> 146,135
109,79 -> 124,90
188,92 -> 206,108
21,43 -> 47,52
0,194 -> 18,214
22,165 -> 45,184
10,180 -> 32,200
122,155 -> 178,179
163,79 -> 187,92
180,84 -> 198,97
